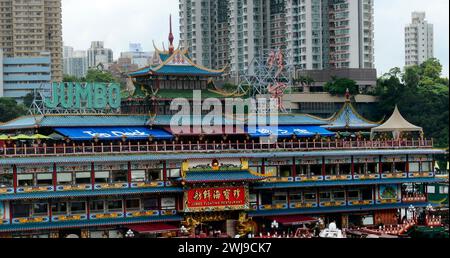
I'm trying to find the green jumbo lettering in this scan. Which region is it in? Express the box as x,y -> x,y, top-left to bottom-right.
44,82 -> 121,110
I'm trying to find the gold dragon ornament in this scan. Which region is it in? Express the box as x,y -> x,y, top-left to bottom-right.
236,213 -> 257,237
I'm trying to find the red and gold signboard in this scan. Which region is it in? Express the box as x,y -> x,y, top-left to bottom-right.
185,186 -> 249,212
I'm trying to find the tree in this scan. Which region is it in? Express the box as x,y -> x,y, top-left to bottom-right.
374,58 -> 449,148
23,92 -> 35,108
0,98 -> 27,123
324,76 -> 359,95
85,69 -> 117,83
63,74 -> 83,82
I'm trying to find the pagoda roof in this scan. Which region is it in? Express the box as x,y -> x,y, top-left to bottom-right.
325,100 -> 381,130
129,48 -> 225,77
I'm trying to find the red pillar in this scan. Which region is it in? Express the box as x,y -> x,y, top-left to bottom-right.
123,197 -> 127,217
292,158 -> 297,178
163,161 -> 167,187
261,159 -> 266,175
53,163 -> 57,191
86,197 -> 90,220
12,165 -> 17,193
49,199 -> 53,222
91,162 -> 95,189
379,156 -> 383,177
406,155 -> 410,178
351,156 -> 355,178
322,157 -> 326,178
287,190 -> 291,209
127,162 -> 132,187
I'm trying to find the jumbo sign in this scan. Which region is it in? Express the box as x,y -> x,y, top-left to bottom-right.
44,82 -> 121,110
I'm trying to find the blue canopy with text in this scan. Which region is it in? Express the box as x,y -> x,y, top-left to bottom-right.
246,125 -> 335,138
55,127 -> 173,141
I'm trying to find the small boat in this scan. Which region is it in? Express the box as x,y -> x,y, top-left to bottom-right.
319,222 -> 345,238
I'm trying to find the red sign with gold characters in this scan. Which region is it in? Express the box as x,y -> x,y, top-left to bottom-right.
185,186 -> 248,212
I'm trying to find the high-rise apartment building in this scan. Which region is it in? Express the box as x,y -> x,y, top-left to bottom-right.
179,0 -> 374,76
405,12 -> 434,67
0,0 -> 63,82
63,46 -> 88,78
87,41 -> 114,69
120,43 -> 152,68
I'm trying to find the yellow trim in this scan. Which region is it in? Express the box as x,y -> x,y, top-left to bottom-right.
328,101 -> 381,125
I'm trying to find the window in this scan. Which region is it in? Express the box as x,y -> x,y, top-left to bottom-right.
304,192 -> 317,202
347,190 -> 360,200
147,169 -> 162,181
439,186 -> 448,194
161,197 -> 176,210
33,203 -> 48,216
51,202 -> 68,215
95,171 -> 109,184
36,173 -> 53,186
70,202 -> 86,214
409,162 -> 420,172
0,173 -> 13,187
12,203 -> 30,218
107,200 -> 123,212
332,191 -> 345,201
290,192 -> 303,203
17,174 -> 33,186
75,172 -> 91,184
168,169 -> 180,178
125,199 -> 140,211
319,192 -> 331,201
111,170 -> 127,183
273,192 -> 287,205
90,200 -> 105,213
57,173 -> 72,185
131,170 -> 145,182
143,198 -> 158,210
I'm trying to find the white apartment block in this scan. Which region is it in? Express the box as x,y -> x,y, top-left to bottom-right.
63,47 -> 88,78
179,0 -> 374,76
87,41 -> 114,69
405,12 -> 434,66
0,49 -> 3,97
0,0 -> 63,82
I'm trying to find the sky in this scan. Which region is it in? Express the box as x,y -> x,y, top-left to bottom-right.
62,0 -> 449,77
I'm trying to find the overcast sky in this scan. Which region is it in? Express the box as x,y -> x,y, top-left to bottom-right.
62,0 -> 449,77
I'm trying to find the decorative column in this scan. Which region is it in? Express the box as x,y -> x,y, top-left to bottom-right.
53,163 -> 57,191
292,158 -> 297,178
163,161 -> 168,187
86,197 -> 90,220
406,155 -> 410,178
322,157 -> 326,178
351,157 -> 355,179
261,159 -> 266,175
127,162 -> 132,187
379,156 -> 383,177
91,162 -> 95,189
12,165 -> 17,193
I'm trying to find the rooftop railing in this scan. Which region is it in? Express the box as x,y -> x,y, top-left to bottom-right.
1,139 -> 434,158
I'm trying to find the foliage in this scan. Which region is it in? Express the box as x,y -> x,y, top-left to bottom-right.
324,76 -> 359,95
23,92 -> 35,108
63,69 -> 117,84
0,98 -> 27,123
374,58 -> 449,147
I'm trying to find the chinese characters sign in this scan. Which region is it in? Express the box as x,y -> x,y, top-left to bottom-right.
185,187 -> 248,212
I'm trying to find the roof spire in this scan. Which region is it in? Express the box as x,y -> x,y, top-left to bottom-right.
168,14 -> 174,55
345,88 -> 350,102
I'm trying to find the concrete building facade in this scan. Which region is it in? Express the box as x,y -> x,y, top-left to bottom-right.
1,52 -> 51,101
405,12 -> 434,66
0,0 -> 63,82
179,0 -> 375,77
87,41 -> 114,70
120,44 -> 152,68
63,47 -> 88,79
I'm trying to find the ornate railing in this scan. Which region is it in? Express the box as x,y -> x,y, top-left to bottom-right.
0,139 -> 434,158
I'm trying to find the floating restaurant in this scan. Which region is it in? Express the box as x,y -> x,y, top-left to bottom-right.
0,23 -> 447,238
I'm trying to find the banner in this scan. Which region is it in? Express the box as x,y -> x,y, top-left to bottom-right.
185,186 -> 248,212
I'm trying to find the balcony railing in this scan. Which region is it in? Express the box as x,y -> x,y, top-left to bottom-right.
1,139 -> 434,158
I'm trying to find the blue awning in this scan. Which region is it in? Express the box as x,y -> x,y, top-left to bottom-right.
54,127 -> 173,141
246,126 -> 335,138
